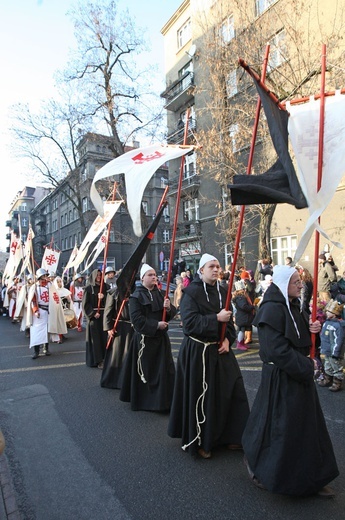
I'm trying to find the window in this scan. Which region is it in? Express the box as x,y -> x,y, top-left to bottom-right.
52,219 -> 57,232
69,210 -> 72,223
183,152 -> 197,179
21,203 -> 27,212
161,177 -> 168,188
21,217 -> 28,227
82,197 -> 88,212
142,201 -> 148,215
178,61 -> 193,78
270,235 -> 297,265
73,207 -> 77,220
226,70 -> 237,98
177,18 -> 191,50
229,124 -> 239,152
220,15 -> 235,44
268,30 -> 287,71
163,229 -> 170,243
53,199 -> 58,210
61,215 -> 64,227
183,198 -> 199,221
255,0 -> 277,16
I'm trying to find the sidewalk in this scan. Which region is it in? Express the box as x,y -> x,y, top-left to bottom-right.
0,449 -> 21,520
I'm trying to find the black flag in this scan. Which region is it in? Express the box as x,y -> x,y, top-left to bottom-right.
116,202 -> 167,301
228,66 -> 308,209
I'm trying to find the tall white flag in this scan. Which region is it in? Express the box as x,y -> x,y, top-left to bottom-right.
287,92 -> 345,260
90,144 -> 195,237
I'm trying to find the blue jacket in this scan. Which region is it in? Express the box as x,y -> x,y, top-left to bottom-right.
320,318 -> 345,358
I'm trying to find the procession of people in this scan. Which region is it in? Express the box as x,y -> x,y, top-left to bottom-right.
1,250 -> 342,501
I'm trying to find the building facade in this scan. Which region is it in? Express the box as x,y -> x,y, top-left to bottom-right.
161,0 -> 345,273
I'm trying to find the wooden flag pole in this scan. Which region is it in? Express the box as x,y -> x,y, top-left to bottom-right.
162,109 -> 191,321
97,182 -> 117,312
219,46 -> 270,344
106,186 -> 170,349
310,44 -> 327,359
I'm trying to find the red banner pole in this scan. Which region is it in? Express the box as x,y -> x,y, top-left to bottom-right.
219,46 -> 270,344
310,44 -> 327,359
162,110 -> 191,321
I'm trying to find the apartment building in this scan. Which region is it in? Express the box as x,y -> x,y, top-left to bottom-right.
161,0 -> 345,273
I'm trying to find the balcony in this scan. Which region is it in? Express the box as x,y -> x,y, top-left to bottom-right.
5,220 -> 12,228
175,220 -> 201,242
161,71 -> 195,112
5,233 -> 11,240
166,118 -> 197,145
169,172 -> 200,196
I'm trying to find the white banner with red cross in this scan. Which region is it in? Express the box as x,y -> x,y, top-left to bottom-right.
90,144 -> 195,237
41,247 -> 61,273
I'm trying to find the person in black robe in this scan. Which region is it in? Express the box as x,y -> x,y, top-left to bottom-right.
101,285 -> 133,389
168,253 -> 250,459
119,264 -> 176,411
82,269 -> 109,368
242,265 -> 339,498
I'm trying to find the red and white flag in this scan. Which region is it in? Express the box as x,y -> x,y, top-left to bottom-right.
41,247 -> 61,273
2,231 -> 23,283
83,229 -> 109,272
90,144 -> 195,237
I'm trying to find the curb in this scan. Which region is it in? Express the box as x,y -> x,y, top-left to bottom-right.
0,452 -> 21,520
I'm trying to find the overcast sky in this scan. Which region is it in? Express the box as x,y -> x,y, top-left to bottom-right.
0,0 -> 182,251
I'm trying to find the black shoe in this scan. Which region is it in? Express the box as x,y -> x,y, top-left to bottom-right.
32,351 -> 39,359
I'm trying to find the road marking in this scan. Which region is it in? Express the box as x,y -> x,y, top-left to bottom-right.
0,362 -> 85,374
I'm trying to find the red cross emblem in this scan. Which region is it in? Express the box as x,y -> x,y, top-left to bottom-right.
45,254 -> 57,266
52,292 -> 60,304
41,290 -> 49,303
76,290 -> 83,299
131,151 -> 164,164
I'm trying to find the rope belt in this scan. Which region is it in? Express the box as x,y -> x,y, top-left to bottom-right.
138,334 -> 147,383
182,336 -> 218,452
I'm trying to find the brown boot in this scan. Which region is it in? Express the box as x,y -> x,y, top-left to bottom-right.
244,331 -> 252,345
329,378 -> 343,392
317,374 -> 333,387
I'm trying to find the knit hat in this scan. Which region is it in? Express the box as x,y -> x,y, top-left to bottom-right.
197,253 -> 218,275
240,270 -> 250,280
140,263 -> 154,280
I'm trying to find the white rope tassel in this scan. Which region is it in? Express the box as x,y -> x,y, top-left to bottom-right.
182,342 -> 209,451
137,334 -> 147,383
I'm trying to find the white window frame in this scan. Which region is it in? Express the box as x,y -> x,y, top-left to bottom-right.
163,229 -> 170,243
142,201 -> 148,215
256,0 -> 277,17
220,15 -> 235,44
82,197 -> 88,213
183,198 -> 199,221
177,18 -> 191,50
226,70 -> 237,98
270,235 -> 297,265
229,123 -> 239,152
183,152 -> 197,179
268,29 -> 287,72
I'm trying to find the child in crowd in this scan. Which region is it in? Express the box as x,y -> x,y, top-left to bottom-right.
318,299 -> 345,392
232,280 -> 256,350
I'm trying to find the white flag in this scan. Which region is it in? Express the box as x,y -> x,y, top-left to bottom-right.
2,231 -> 23,283
66,201 -> 122,272
83,229 -> 108,272
287,92 -> 345,260
20,226 -> 35,276
90,144 -> 195,237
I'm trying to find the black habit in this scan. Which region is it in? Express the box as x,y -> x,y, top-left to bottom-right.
119,284 -> 176,411
242,283 -> 339,496
82,270 -> 109,367
168,278 -> 250,456
101,287 -> 133,389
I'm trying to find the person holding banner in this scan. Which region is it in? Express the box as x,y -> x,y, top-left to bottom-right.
82,269 -> 109,368
242,265 -> 339,498
119,264 -> 176,411
70,273 -> 85,332
168,254 -> 249,459
27,269 -> 51,359
101,285 -> 134,389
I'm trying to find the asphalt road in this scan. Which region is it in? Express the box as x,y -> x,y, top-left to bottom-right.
0,316 -> 344,520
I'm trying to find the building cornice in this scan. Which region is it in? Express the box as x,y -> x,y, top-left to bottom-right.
161,0 -> 190,35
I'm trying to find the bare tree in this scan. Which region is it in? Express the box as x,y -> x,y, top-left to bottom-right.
192,0 -> 345,262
